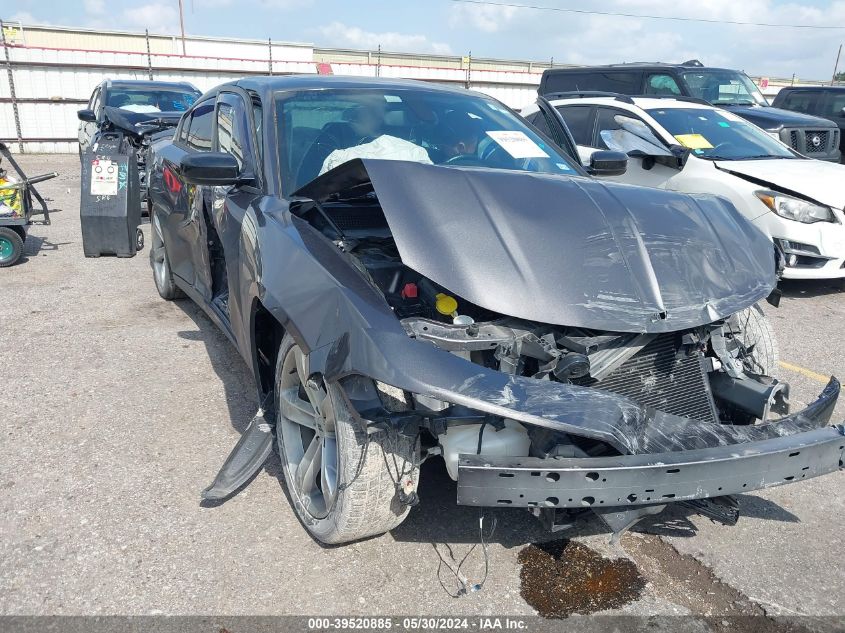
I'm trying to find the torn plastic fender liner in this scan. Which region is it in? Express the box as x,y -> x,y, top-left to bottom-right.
456,425 -> 845,508
315,326 -> 840,457
201,408 -> 274,501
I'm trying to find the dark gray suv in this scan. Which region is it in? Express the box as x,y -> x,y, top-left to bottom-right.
772,86 -> 845,162
540,61 -> 841,162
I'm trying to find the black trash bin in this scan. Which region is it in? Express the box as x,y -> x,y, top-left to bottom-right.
80,132 -> 142,258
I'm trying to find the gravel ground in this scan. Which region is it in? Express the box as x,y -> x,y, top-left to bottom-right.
1,155 -> 843,620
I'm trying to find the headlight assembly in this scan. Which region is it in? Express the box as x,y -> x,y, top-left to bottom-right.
755,190 -> 836,224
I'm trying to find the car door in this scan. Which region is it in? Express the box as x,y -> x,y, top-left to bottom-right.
209,89 -> 263,337
160,98 -> 216,299
79,86 -> 101,151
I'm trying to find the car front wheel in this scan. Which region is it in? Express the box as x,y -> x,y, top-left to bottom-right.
275,335 -> 418,544
150,209 -> 183,300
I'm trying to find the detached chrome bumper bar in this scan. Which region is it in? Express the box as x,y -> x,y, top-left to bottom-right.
457,425 -> 845,509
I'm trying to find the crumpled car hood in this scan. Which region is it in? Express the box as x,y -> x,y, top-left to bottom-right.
103,106 -> 183,139
295,159 -> 775,333
715,158 -> 845,211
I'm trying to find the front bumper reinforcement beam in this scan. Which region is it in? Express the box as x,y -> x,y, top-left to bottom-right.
457,425 -> 845,509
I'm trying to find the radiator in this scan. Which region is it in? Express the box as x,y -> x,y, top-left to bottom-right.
576,335 -> 720,424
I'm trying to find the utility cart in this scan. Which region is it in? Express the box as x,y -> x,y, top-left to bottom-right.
0,141 -> 58,267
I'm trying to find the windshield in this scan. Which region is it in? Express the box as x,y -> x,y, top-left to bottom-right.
680,70 -> 768,106
106,87 -> 200,113
647,107 -> 796,160
275,88 -> 581,193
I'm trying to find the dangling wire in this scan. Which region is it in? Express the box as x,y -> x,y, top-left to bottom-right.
434,510 -> 497,597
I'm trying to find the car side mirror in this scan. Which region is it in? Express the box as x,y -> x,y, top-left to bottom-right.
180,152 -> 240,186
77,109 -> 96,122
586,150 -> 627,176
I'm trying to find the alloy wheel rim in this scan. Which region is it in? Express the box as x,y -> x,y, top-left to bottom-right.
151,214 -> 168,289
278,344 -> 339,520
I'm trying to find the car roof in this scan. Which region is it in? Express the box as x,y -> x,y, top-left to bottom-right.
549,95 -> 714,111
543,62 -> 737,74
219,74 -> 488,98
777,85 -> 845,92
105,79 -> 200,91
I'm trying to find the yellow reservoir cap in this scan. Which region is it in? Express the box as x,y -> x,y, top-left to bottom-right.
435,293 -> 458,316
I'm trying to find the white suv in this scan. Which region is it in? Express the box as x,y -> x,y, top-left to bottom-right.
522,95 -> 845,280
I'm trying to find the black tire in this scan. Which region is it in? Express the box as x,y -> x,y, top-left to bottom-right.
149,209 -> 184,300
0,227 -> 24,268
728,304 -> 779,377
274,334 -> 419,544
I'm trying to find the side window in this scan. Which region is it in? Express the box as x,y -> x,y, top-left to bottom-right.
594,108 -> 625,149
185,101 -> 214,151
543,71 -> 641,95
823,92 -> 845,118
588,72 -> 642,94
780,91 -> 821,115
217,102 -> 243,169
525,111 -> 552,136
644,74 -> 681,96
252,99 -> 264,162
91,87 -> 102,115
555,105 -> 593,145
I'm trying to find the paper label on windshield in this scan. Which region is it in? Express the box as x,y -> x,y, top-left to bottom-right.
90,159 -> 118,196
674,134 -> 713,150
486,131 -> 549,158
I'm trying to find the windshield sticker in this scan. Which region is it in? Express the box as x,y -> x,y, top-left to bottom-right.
674,133 -> 714,150
555,162 -> 575,172
383,95 -> 402,102
486,130 -> 550,158
718,121 -> 731,128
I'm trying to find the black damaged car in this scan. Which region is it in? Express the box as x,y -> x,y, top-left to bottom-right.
147,76 -> 844,545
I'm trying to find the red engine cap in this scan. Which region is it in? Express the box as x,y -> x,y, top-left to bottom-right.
401,282 -> 418,299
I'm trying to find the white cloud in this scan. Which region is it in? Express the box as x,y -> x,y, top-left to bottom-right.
449,3 -> 517,33
449,0 -> 845,79
121,2 -> 181,35
83,0 -> 106,15
317,21 -> 453,55
7,11 -> 37,24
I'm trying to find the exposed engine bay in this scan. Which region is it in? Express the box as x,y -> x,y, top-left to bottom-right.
293,191 -> 792,473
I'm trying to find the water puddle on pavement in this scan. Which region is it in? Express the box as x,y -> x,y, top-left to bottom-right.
517,538 -> 646,618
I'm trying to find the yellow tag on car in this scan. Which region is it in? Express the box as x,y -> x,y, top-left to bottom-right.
674,134 -> 714,150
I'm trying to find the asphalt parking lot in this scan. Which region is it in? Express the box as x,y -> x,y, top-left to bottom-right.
1,154 -> 843,621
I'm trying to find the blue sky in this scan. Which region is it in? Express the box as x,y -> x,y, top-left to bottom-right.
5,0 -> 845,80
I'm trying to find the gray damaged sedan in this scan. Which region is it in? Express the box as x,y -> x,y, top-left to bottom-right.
146,76 -> 844,544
